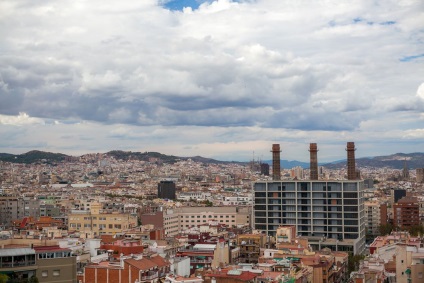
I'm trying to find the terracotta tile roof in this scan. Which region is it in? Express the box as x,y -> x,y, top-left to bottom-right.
208,270 -> 258,281
125,258 -> 158,271
149,255 -> 169,267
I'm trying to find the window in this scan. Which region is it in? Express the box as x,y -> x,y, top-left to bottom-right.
53,270 -> 60,277
42,271 -> 48,277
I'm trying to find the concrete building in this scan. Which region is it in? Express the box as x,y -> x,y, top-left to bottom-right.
82,253 -> 170,283
0,247 -> 37,282
34,245 -> 77,283
176,243 -> 229,275
392,189 -> 407,204
177,192 -> 211,202
0,195 -> 25,228
236,233 -> 267,264
177,206 -> 251,231
68,202 -> 137,235
141,207 -> 251,237
253,180 -> 365,254
158,181 -> 176,200
364,201 -> 388,236
393,196 -> 420,230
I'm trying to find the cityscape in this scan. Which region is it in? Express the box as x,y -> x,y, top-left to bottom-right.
1,1 -> 424,283
1,141 -> 424,283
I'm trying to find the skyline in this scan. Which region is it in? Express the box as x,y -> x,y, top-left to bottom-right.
0,0 -> 423,162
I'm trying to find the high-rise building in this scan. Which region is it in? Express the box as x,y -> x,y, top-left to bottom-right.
253,179 -> 365,254
253,142 -> 365,254
157,180 -> 176,200
260,163 -> 270,176
392,189 -> 406,204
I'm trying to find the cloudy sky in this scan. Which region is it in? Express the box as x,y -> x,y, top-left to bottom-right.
0,0 -> 423,162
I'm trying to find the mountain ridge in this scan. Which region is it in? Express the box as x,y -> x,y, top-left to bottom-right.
0,150 -> 423,169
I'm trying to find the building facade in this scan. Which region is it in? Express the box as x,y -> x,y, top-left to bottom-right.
393,196 -> 420,230
364,201 -> 387,236
141,207 -> 251,237
157,181 -> 176,200
68,203 -> 137,235
253,180 -> 365,254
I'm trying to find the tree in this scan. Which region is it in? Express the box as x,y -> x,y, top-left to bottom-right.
379,223 -> 393,236
348,253 -> 365,274
28,275 -> 39,283
0,274 -> 8,283
407,225 -> 424,236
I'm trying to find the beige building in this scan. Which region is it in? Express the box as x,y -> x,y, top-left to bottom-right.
177,206 -> 250,229
68,202 -> 137,235
364,201 -> 387,236
158,206 -> 251,237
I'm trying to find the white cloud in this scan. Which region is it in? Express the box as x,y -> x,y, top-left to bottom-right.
0,113 -> 45,126
0,0 -> 423,160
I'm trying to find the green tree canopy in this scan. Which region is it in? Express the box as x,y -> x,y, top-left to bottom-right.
0,274 -> 9,283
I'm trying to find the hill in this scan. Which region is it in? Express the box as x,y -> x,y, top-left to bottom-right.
323,152 -> 424,170
0,150 -> 69,164
0,150 -> 423,169
106,150 -> 181,163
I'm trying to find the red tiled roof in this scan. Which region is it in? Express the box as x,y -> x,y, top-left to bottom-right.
208,271 -> 258,281
149,255 -> 169,267
125,258 -> 158,271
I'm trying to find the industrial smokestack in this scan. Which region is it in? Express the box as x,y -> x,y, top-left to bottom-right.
346,142 -> 356,180
271,144 -> 281,180
309,143 -> 318,180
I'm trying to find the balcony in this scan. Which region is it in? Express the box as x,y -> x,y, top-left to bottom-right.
141,271 -> 158,281
190,259 -> 212,264
0,260 -> 36,268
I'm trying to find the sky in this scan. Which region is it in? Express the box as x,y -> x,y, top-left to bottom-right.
0,0 -> 423,162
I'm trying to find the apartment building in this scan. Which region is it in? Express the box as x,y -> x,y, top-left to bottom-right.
236,233 -> 267,264
253,180 -> 365,254
393,196 -> 420,230
140,207 -> 251,237
82,253 -> 170,283
34,245 -> 77,283
0,247 -> 37,281
176,207 -> 251,233
0,245 -> 76,283
0,195 -> 40,228
177,192 -> 211,201
68,202 -> 137,235
364,201 -> 387,236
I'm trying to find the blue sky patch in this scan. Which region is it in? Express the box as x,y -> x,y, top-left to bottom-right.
163,0 -> 207,11
400,53 -> 424,62
353,17 -> 363,23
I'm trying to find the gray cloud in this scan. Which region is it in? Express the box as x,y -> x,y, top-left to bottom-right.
0,0 -> 423,160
